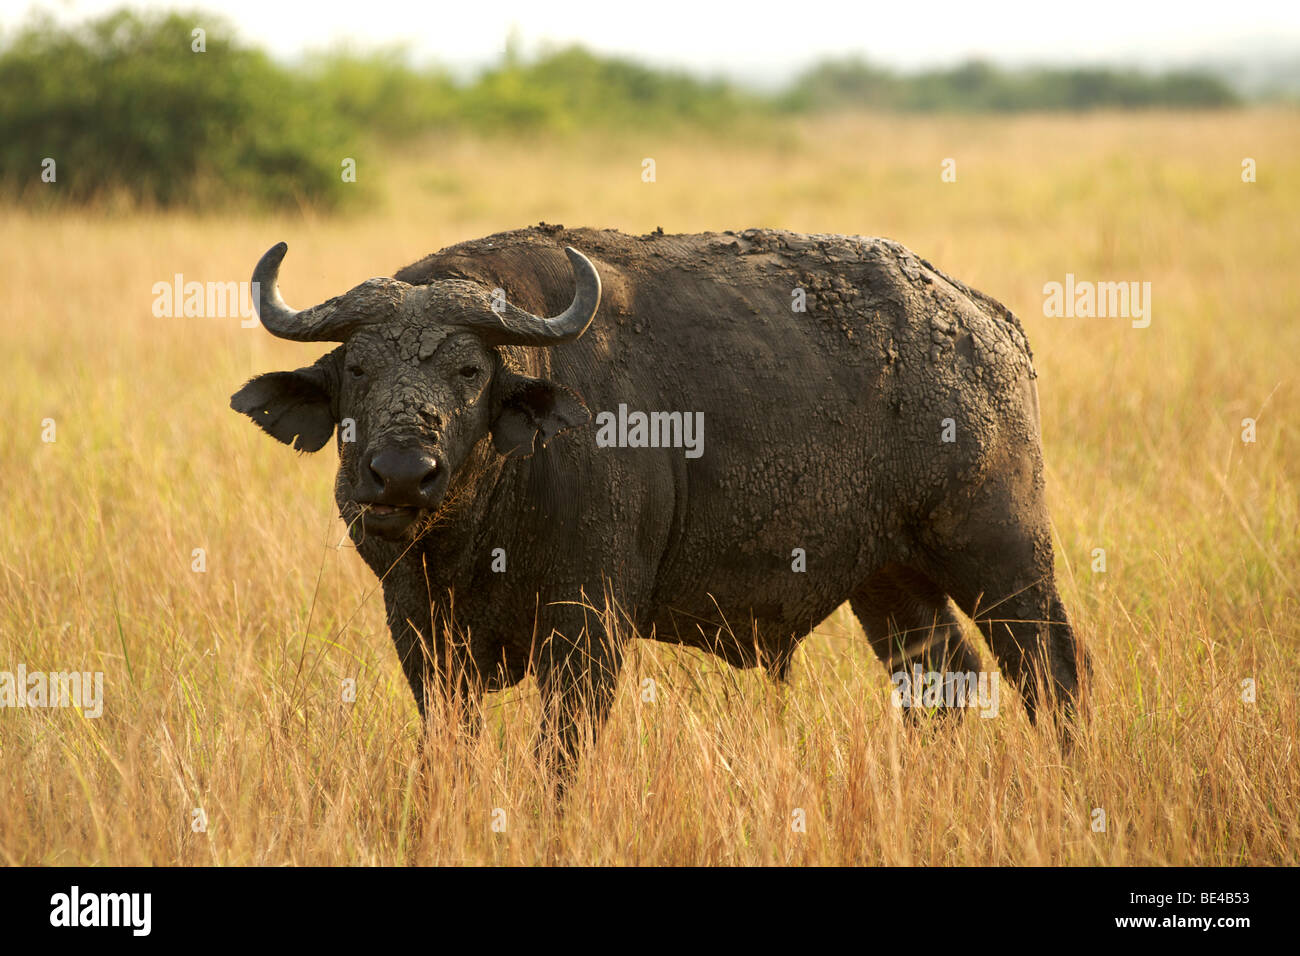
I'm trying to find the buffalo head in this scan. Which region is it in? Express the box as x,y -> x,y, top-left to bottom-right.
231,242 -> 600,540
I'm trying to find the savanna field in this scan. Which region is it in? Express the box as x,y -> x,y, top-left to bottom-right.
0,110 -> 1296,864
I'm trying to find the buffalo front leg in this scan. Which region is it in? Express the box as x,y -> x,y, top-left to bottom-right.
533,602 -> 626,796
378,557 -> 482,740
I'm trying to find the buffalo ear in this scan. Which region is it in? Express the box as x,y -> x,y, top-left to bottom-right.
231,364 -> 335,453
491,375 -> 590,459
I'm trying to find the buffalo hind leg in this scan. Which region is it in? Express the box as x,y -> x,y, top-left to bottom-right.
851,565 -> 983,720
929,537 -> 1084,727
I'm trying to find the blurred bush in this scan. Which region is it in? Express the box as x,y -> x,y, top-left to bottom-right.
782,58 -> 1240,112
0,7 -> 1244,210
462,45 -> 762,131
0,8 -> 351,208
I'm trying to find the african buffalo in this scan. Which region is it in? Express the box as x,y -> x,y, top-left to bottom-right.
232,225 -> 1084,779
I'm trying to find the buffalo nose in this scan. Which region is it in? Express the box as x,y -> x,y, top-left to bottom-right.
367,448 -> 440,503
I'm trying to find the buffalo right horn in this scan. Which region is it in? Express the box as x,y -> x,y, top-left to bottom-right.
444,246 -> 602,347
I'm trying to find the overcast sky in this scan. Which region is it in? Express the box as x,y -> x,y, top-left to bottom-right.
6,0 -> 1300,84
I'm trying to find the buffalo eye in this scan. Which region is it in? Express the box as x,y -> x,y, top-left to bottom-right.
459,365 -> 481,379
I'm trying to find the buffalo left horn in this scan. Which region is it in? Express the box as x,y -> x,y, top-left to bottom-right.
251,241 -> 408,342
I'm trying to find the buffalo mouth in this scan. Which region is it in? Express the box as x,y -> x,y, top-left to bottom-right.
354,503 -> 423,539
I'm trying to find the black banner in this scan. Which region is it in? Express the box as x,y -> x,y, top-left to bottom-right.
0,865 -> 1286,942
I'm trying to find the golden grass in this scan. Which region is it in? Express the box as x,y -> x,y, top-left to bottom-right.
0,109 -> 1296,864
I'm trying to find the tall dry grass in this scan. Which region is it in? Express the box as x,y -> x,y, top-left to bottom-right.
0,110 -> 1296,864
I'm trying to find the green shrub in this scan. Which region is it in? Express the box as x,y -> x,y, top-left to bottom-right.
0,9 -> 351,208
783,57 -> 1241,112
0,7 -> 1246,210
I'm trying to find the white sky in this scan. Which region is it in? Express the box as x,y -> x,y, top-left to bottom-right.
5,0 -> 1299,83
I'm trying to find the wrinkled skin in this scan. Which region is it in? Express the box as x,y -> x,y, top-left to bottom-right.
233,225 -> 1087,785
